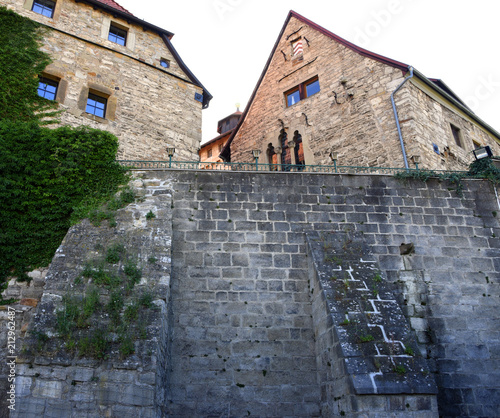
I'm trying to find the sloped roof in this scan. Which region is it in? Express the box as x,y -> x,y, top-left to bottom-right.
93,0 -> 133,15
220,10 -> 500,160
78,0 -> 212,107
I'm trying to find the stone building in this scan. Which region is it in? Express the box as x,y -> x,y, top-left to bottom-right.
1,0 -> 211,161
221,10 -> 500,171
199,108 -> 241,167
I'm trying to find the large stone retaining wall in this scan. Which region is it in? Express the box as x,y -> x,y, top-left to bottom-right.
5,170 -> 500,417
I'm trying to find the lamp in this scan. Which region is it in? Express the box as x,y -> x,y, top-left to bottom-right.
166,147 -> 175,168
473,146 -> 492,160
330,151 -> 338,173
412,155 -> 421,170
252,149 -> 261,171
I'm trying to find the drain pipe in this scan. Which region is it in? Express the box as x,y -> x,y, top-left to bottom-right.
391,66 -> 414,170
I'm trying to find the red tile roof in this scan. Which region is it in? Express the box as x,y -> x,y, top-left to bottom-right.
93,0 -> 134,16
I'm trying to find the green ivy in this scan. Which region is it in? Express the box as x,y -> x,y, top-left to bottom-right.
0,7 -> 59,123
0,121 -> 129,286
467,156 -> 500,184
394,157 -> 500,197
0,8 -> 131,293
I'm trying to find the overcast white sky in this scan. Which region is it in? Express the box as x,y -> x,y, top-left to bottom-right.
116,0 -> 500,144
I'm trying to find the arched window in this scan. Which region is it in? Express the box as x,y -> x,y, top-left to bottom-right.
267,143 -> 278,171
280,129 -> 291,171
293,131 -> 305,170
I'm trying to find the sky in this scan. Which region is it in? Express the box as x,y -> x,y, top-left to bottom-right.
116,0 -> 500,144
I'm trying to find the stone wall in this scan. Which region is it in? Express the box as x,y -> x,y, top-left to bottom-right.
402,80 -> 500,171
5,169 -> 500,417
7,178 -> 173,417
230,15 -> 500,171
2,0 -> 204,161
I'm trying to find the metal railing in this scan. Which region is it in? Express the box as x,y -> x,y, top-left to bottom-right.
117,160 -> 467,176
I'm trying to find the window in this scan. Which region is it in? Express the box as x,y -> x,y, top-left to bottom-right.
285,76 -> 320,107
450,124 -> 462,147
293,131 -> 305,169
108,24 -> 127,46
280,129 -> 291,171
86,93 -> 107,118
160,59 -> 170,68
32,0 -> 55,18
37,77 -> 58,101
207,149 -> 212,158
219,144 -> 224,153
267,143 -> 278,171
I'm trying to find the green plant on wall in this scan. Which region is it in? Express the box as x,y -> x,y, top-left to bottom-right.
394,155 -> 500,196
0,124 -> 130,289
38,244 -> 154,359
0,8 -> 131,298
0,7 -> 59,123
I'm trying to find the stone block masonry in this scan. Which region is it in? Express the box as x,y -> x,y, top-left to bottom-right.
7,170 -> 499,417
9,178 -> 174,418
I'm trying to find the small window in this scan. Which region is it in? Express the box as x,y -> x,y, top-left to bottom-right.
37,77 -> 58,101
160,59 -> 170,68
108,24 -> 127,46
450,124 -> 462,147
32,0 -> 56,18
219,144 -> 223,153
207,149 -> 213,158
86,93 -> 107,118
285,76 -> 320,107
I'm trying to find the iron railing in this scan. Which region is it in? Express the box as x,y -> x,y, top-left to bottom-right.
117,160 -> 467,176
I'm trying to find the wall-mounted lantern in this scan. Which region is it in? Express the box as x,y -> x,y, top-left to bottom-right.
166,147 -> 175,168
330,151 -> 338,173
412,155 -> 421,170
252,149 -> 261,171
473,146 -> 492,160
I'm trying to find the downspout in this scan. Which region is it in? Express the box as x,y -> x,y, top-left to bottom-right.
391,66 -> 414,170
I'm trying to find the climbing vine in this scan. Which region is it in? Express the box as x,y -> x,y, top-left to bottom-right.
394,156 -> 500,197
0,122 -> 130,288
0,8 -> 130,295
0,7 -> 59,123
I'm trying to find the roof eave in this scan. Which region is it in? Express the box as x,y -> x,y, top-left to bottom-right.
76,0 -> 175,39
413,69 -> 500,141
161,35 -> 213,109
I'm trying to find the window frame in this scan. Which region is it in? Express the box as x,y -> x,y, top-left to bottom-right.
284,76 -> 320,108
108,24 -> 127,46
160,58 -> 170,69
86,92 -> 107,119
32,0 -> 56,18
450,124 -> 463,148
37,76 -> 58,101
